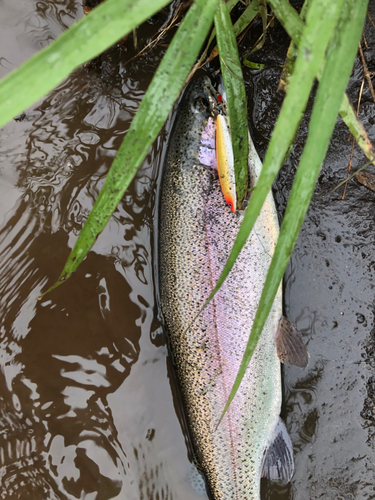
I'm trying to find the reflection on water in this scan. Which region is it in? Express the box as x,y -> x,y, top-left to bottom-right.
1,0 -> 375,499
0,0 -> 79,79
0,2 -> 176,498
0,73 -> 146,499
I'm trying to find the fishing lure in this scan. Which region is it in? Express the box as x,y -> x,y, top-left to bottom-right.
216,113 -> 236,212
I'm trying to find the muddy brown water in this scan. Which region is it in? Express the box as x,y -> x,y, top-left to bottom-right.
0,1 -> 374,499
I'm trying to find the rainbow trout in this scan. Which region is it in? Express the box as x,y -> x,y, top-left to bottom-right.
159,76 -> 305,500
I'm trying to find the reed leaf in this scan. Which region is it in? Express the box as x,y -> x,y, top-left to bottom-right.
0,0 -> 172,129
215,0 -> 351,420
220,0 -> 368,418
268,0 -> 303,45
340,94 -> 375,164
270,0 -> 375,166
190,0 -> 259,79
233,0 -> 259,36
279,0 -> 311,91
40,0 -> 220,296
215,1 -> 249,206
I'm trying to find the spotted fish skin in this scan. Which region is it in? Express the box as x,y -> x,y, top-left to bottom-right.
159,76 -> 282,500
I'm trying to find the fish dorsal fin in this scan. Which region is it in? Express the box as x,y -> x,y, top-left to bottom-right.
275,316 -> 309,368
262,418 -> 294,483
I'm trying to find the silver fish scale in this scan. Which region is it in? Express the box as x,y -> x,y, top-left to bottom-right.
159,77 -> 282,500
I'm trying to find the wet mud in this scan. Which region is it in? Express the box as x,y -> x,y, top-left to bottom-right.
0,1 -> 374,499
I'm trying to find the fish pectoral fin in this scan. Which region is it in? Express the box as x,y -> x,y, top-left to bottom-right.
275,315 -> 309,368
261,418 -> 294,484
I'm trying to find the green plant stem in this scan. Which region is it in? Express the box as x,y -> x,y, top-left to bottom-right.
40,0 -> 220,296
0,0 -> 173,129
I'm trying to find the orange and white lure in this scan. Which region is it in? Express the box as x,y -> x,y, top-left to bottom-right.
216,113 -> 236,212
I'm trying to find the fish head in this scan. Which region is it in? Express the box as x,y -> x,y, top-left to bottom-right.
186,78 -> 236,213
169,76 -> 224,168
188,76 -> 219,118
166,76 -> 236,211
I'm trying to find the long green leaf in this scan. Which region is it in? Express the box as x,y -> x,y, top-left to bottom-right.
209,0 -> 344,314
40,0 -> 220,296
209,0 -> 346,420
268,0 -> 303,45
221,0 -> 367,418
213,0 -> 260,56
340,94 -> 375,164
244,0 -> 267,55
279,0 -> 311,91
0,0 -> 172,129
215,1 -> 249,206
189,0 -> 259,80
233,0 -> 259,35
270,0 -> 375,166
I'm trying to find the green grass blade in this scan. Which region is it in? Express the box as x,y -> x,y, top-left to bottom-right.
270,0 -> 375,167
233,0 -> 259,36
268,0 -> 303,45
244,0 -> 267,54
227,0 -> 242,12
215,0 -> 261,55
0,0 -> 172,129
206,0 -> 346,421
215,1 -> 249,205
204,0 -> 242,48
40,0 -> 220,296
220,0 -> 367,418
191,0 -> 259,76
340,94 -> 375,164
279,0 -> 311,91
208,0 -> 344,312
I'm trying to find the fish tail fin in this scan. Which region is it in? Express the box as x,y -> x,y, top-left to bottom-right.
261,418 -> 294,483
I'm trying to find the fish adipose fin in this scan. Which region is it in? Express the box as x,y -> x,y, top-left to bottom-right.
261,418 -> 294,483
275,316 -> 309,368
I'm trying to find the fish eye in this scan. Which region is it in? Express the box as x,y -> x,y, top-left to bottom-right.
192,96 -> 210,113
200,97 -> 209,109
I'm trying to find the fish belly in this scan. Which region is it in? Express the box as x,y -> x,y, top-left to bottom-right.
159,138 -> 281,499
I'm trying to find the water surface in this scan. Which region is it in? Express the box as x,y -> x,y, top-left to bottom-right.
0,1 -> 374,499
